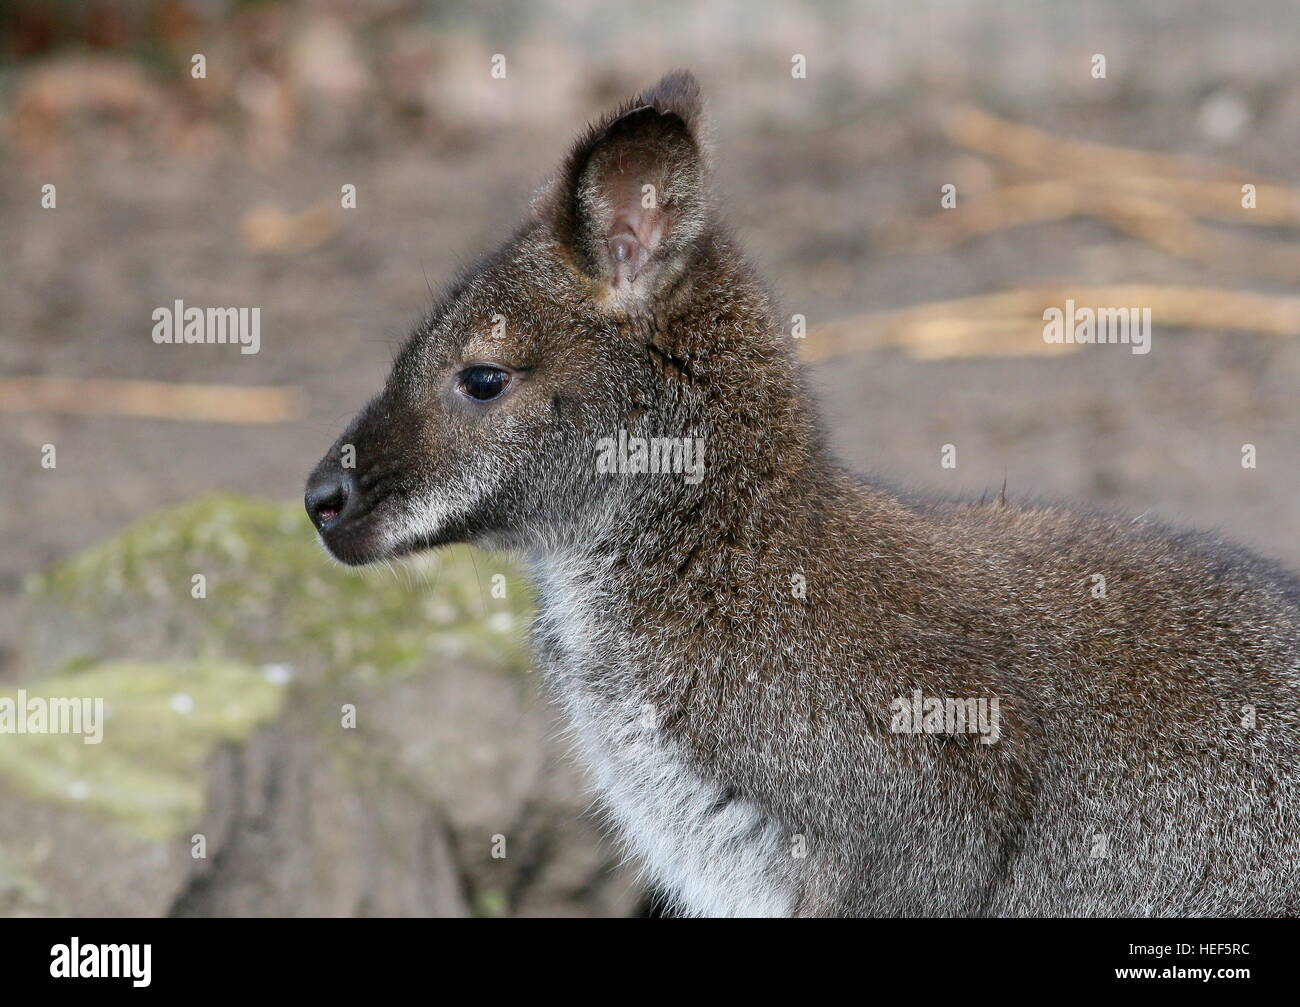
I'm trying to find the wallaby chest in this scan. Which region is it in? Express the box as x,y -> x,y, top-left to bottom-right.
530,556 -> 797,917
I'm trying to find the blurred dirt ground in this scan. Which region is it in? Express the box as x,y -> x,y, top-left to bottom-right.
1,1 -> 1299,905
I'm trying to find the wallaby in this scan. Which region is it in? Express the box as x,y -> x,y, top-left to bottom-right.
306,71 -> 1300,917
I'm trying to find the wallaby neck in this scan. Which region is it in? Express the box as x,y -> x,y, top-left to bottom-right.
533,406 -> 857,603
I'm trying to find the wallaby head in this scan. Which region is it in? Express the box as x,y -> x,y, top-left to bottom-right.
306,70 -> 808,564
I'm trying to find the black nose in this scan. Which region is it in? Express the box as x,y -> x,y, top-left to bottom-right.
305,472 -> 351,530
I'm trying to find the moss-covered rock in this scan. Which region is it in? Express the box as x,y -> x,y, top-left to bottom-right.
0,660 -> 284,840
2,494 -> 634,917
22,493 -> 533,682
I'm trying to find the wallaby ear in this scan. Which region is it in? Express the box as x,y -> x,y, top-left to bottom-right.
539,70 -> 710,304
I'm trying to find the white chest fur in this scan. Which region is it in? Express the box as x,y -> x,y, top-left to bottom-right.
531,556 -> 796,917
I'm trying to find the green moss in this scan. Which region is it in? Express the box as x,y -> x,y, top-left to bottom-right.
9,494 -> 537,842
0,660 -> 284,840
23,493 -> 534,680
474,888 -> 509,918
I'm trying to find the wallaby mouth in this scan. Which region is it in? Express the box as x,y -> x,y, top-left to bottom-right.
305,450 -> 470,566
304,459 -> 391,566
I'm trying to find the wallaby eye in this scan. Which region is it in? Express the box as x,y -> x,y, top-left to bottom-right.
457,365 -> 510,402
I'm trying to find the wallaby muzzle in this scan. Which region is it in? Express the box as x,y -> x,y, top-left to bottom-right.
305,395 -> 408,566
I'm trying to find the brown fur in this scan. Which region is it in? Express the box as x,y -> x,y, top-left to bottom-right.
307,72 -> 1300,916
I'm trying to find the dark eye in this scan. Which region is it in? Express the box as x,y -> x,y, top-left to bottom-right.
457,365 -> 510,401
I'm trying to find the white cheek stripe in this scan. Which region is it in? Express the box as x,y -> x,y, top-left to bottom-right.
381,467 -> 505,552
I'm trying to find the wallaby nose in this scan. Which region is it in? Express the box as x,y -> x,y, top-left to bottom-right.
305,472 -> 352,530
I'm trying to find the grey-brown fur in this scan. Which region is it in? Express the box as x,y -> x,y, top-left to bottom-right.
306,71 -> 1300,917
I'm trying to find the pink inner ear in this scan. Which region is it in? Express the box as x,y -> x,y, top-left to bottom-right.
607,229 -> 645,285
606,210 -> 668,289
602,162 -> 667,290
